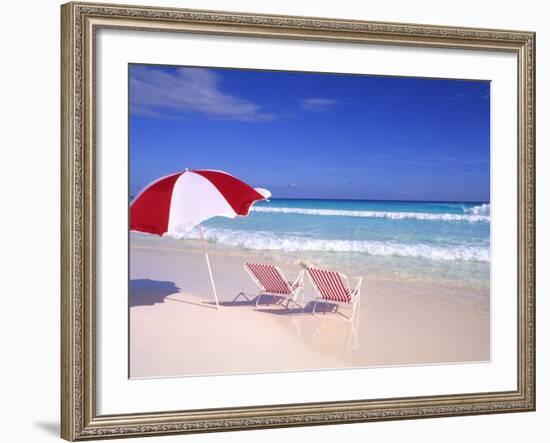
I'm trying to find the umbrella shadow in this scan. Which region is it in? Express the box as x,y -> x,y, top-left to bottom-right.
129,279 -> 180,307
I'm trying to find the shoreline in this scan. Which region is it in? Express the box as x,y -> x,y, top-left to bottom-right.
131,232 -> 490,294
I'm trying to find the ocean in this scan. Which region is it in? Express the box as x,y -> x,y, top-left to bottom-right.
182,198 -> 491,290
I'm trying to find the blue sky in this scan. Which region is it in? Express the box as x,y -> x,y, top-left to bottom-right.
129,64 -> 490,202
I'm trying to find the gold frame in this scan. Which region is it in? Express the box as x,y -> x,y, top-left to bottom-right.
60,1 -> 536,440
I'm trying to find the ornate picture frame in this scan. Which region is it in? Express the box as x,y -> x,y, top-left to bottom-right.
61,1 -> 535,440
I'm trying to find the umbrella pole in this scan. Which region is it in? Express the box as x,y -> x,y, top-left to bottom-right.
199,225 -> 220,310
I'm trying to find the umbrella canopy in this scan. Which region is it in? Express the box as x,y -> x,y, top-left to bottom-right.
130,169 -> 271,237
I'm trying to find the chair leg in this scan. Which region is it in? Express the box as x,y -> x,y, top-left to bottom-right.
312,299 -> 318,316
232,292 -> 250,302
285,294 -> 301,309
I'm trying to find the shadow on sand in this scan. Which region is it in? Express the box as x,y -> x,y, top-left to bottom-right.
258,301 -> 340,316
129,279 -> 180,307
209,296 -> 341,317
205,293 -> 288,308
166,296 -> 220,310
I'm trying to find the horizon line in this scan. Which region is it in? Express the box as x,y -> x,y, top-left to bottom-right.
264,197 -> 489,204
128,192 -> 489,205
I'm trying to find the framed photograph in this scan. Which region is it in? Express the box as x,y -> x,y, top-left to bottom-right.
61,1 -> 536,440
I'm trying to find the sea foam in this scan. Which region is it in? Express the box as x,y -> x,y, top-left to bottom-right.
250,206 -> 490,222
465,203 -> 491,216
184,228 -> 490,262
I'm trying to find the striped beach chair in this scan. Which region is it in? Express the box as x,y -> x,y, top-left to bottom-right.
306,267 -> 363,321
236,263 -> 305,309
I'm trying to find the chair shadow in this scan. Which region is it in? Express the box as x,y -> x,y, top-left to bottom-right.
129,279 -> 180,307
204,293 -> 285,307
256,301 -> 339,316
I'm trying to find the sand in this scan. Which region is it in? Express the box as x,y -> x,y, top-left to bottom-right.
129,235 -> 490,378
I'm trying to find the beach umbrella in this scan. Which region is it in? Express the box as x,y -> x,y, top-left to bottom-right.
130,169 -> 271,309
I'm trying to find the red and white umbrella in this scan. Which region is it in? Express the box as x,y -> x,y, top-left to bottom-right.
130,169 -> 271,309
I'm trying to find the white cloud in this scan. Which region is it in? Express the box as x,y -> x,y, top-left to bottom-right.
130,67 -> 276,122
299,97 -> 339,112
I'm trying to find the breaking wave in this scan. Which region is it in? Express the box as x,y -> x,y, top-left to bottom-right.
465,203 -> 491,216
185,228 -> 490,263
250,206 -> 490,223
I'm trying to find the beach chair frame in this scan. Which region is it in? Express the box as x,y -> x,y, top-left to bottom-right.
307,268 -> 363,321
236,263 -> 305,309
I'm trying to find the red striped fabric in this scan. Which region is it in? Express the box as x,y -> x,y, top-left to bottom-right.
246,263 -> 291,295
130,172 -> 183,235
308,268 -> 351,303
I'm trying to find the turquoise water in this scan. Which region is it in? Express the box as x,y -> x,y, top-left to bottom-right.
191,199 -> 490,288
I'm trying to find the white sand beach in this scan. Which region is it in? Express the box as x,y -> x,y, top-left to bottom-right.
129,233 -> 490,378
